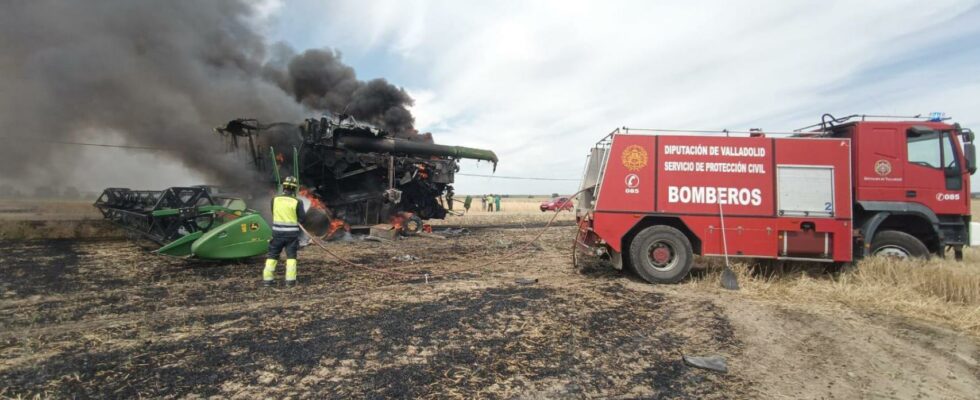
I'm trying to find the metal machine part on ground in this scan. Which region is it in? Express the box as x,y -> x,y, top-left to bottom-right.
94,186 -> 271,259
575,113 -> 976,284
216,114 -> 498,232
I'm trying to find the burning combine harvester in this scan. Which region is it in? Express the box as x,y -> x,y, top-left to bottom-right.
93,114 -> 497,260
216,114 -> 498,238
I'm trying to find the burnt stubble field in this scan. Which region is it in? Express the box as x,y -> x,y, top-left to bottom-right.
0,227 -> 752,399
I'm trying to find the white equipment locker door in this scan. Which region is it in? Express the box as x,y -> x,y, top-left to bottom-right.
776,165 -> 835,218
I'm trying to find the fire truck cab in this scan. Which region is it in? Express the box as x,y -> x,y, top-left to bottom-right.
575,114 -> 976,284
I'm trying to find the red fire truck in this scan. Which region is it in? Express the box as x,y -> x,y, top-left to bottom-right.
575,114 -> 976,284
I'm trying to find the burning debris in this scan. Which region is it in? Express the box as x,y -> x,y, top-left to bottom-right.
324,218 -> 351,241
216,114 -> 497,233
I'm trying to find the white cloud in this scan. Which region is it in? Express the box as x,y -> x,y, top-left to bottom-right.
277,0 -> 980,194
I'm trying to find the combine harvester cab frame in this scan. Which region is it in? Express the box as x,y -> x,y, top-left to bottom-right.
94,186 -> 271,259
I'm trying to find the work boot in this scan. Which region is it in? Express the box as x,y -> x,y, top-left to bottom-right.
263,279 -> 276,288
263,259 -> 277,285
284,259 -> 298,288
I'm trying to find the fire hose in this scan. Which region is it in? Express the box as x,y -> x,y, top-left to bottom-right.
298,188 -> 590,283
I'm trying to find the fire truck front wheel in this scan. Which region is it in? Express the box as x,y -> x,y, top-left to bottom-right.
629,225 -> 693,284
870,230 -> 929,259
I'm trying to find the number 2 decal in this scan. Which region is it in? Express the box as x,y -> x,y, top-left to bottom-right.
824,202 -> 833,211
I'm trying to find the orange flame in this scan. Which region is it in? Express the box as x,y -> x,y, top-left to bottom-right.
325,218 -> 349,239
388,211 -> 418,234
275,152 -> 285,164
389,212 -> 407,232
298,187 -> 326,210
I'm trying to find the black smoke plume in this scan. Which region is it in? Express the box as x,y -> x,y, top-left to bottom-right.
275,48 -> 419,137
0,0 -> 420,189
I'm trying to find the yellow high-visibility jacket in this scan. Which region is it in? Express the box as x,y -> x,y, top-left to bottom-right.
271,194 -> 306,238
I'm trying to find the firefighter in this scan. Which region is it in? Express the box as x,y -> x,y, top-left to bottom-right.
486,194 -> 494,212
264,176 -> 306,287
494,194 -> 501,212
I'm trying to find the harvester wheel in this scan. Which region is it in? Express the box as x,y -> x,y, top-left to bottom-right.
870,230 -> 929,259
403,215 -> 424,236
629,225 -> 693,284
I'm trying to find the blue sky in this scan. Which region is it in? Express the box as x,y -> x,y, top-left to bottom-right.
247,0 -> 980,195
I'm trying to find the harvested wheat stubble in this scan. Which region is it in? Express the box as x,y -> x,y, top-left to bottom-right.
683,247 -> 980,338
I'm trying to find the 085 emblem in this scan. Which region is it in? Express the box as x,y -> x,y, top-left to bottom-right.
625,173 -> 640,194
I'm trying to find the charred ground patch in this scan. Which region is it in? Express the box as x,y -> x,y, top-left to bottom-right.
0,240 -> 82,297
0,227 -> 749,399
1,285 -> 745,398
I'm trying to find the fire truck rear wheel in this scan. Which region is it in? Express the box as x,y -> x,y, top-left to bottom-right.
870,230 -> 929,259
629,225 -> 693,284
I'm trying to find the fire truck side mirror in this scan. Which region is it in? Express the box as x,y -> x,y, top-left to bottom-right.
964,143 -> 977,175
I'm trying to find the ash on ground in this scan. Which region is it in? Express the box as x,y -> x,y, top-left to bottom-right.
0,227 -> 752,399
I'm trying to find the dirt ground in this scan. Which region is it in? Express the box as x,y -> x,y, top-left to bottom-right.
1,224 -> 978,398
